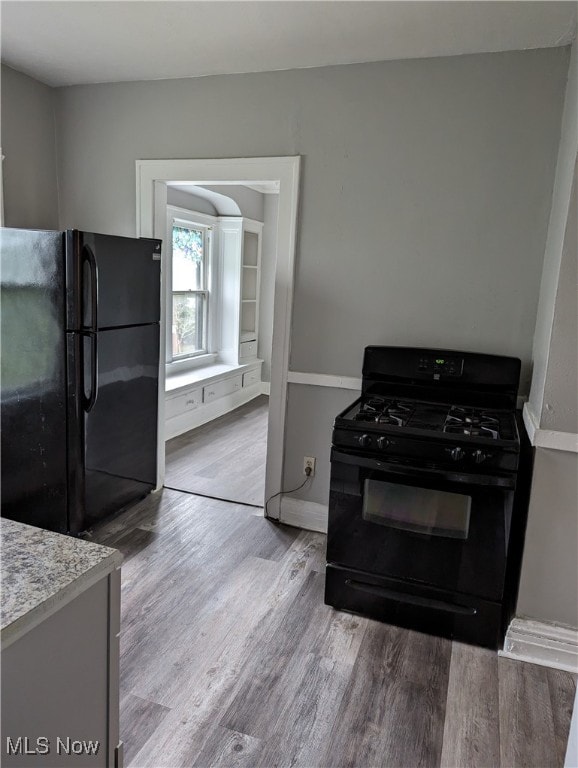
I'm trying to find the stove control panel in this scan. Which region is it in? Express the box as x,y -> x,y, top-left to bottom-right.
417,355 -> 464,378
445,447 -> 492,464
357,434 -> 394,450
332,429 -> 514,469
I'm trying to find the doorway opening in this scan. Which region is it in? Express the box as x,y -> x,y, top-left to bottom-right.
165,394 -> 269,506
162,181 -> 278,507
136,157 -> 299,518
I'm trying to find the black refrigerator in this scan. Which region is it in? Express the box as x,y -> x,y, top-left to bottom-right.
1,228 -> 162,534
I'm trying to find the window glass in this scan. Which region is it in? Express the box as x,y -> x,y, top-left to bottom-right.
362,479 -> 471,539
172,293 -> 204,357
172,226 -> 204,291
170,224 -> 207,359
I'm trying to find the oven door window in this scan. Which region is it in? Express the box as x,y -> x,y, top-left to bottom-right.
327,454 -> 514,601
362,479 -> 471,540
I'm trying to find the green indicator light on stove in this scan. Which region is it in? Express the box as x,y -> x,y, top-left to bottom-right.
436,358 -> 445,364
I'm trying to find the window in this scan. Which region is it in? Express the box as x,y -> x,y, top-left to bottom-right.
168,216 -> 211,362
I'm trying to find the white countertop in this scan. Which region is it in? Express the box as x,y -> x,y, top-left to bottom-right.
1,518 -> 122,649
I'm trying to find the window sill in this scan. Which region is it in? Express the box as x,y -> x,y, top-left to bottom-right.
165,359 -> 263,394
166,353 -> 218,376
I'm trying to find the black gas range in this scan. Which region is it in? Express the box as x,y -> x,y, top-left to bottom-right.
325,346 -> 531,649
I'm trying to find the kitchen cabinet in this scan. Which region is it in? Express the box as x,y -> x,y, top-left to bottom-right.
1,519 -> 122,767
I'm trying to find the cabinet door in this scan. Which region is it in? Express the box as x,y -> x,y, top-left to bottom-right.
1,578 -> 114,767
203,375 -> 242,402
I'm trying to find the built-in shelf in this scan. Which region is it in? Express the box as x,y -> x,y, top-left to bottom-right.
220,218 -> 262,366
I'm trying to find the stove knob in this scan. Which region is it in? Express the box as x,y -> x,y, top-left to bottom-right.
377,436 -> 390,450
358,434 -> 372,447
472,449 -> 487,464
450,447 -> 465,462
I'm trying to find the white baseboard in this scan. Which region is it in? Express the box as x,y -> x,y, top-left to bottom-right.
500,617 -> 578,674
278,497 -> 328,534
165,384 -> 262,440
261,381 -> 271,396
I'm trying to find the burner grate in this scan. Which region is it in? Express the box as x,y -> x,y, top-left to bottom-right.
345,398 -> 516,442
443,407 -> 502,439
354,399 -> 414,427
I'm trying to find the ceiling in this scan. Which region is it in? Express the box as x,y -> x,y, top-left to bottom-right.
1,1 -> 576,88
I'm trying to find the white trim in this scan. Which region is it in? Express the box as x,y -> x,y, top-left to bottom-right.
286,373 -> 529,410
261,381 -> 271,396
167,208 -> 212,363
500,618 -> 578,674
278,497 -> 328,534
166,360 -> 261,393
166,352 -> 219,376
153,180 -> 168,491
523,402 -> 578,453
136,157 -> 301,507
287,372 -> 362,391
167,205 -> 219,227
565,688 -> 578,768
0,146 -> 4,227
523,400 -> 539,443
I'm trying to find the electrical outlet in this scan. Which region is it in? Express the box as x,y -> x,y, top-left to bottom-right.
303,456 -> 316,477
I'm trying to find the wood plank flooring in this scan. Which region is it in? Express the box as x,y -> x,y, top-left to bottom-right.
91,489 -> 576,768
164,396 -> 268,507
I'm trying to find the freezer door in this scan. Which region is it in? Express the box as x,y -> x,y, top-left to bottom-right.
1,228 -> 68,531
69,323 -> 159,531
66,230 -> 161,331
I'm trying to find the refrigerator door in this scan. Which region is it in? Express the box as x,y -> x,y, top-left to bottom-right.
67,323 -> 159,532
66,230 -> 161,331
1,228 -> 68,532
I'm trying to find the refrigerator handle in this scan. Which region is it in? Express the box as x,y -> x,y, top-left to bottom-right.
82,332 -> 99,413
82,245 -> 98,331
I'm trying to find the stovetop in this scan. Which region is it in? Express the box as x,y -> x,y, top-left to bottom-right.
333,396 -> 520,471
332,347 -> 522,471
343,397 -> 517,442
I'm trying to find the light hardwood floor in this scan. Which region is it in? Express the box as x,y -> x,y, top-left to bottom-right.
164,396 -> 269,507
92,489 -> 576,768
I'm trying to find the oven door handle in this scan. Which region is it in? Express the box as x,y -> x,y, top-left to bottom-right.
345,580 -> 477,616
331,450 -> 516,489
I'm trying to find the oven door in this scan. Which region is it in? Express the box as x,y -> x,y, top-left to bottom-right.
327,449 -> 516,602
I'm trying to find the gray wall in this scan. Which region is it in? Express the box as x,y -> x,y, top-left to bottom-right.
284,383 -> 360,506
516,43 -> 578,630
53,50 -> 568,391
1,65 -> 58,229
529,43 -> 578,425
167,187 -> 218,216
203,185 -> 264,222
517,448 -> 578,627
169,185 -> 265,219
541,161 -> 578,434
51,49 -> 569,510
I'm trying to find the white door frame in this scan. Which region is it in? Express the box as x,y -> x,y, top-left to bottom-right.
136,156 -> 301,518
